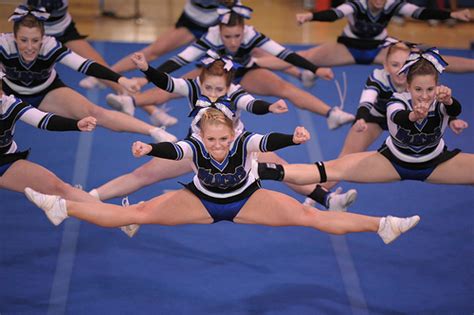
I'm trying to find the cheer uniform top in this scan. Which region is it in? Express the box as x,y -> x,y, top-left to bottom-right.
379,91 -> 462,180
0,33 -> 122,107
356,67 -> 405,129
145,131 -> 298,222
156,25 -> 319,82
0,93 -> 80,176
310,0 -> 452,64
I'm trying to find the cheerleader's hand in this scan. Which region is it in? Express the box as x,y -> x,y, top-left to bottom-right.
450,9 -> 471,22
77,116 -> 97,132
131,52 -> 149,71
269,99 -> 288,114
449,119 -> 468,135
353,118 -> 368,132
436,85 -> 453,105
315,67 -> 334,80
412,100 -> 430,121
132,141 -> 152,158
118,77 -> 140,94
293,126 -> 311,144
296,12 -> 313,25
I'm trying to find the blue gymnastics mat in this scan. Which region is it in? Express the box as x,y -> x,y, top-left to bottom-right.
1,42 -> 473,314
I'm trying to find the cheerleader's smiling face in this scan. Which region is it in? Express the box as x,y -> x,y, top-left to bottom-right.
368,0 -> 387,12
15,26 -> 43,63
201,122 -> 235,162
408,74 -> 437,106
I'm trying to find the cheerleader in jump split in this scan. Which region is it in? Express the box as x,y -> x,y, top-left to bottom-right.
24,1 -> 127,95
256,0 -> 473,73
258,49 -> 474,187
24,106 -> 419,245
106,4 -> 356,130
0,70 -> 99,203
1,7 -> 176,142
89,53 -> 357,238
303,41 -> 468,206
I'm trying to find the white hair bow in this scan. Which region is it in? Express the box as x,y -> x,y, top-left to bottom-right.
8,5 -> 50,22
200,50 -> 239,72
398,48 -> 448,75
217,4 -> 253,24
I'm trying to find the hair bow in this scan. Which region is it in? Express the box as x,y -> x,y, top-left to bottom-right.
398,48 -> 448,75
8,5 -> 50,22
217,4 -> 253,24
0,70 -> 5,80
190,95 -> 236,134
200,50 -> 240,71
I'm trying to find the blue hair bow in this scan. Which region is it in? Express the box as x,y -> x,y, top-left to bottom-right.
200,50 -> 241,72
217,3 -> 253,24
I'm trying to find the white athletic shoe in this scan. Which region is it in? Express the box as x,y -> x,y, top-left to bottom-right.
79,76 -> 106,90
302,197 -> 316,207
327,187 -> 358,211
150,104 -> 178,127
378,215 -> 420,244
300,69 -> 317,88
119,197 -> 141,238
88,189 -> 100,200
150,127 -> 178,143
24,187 -> 68,226
327,106 -> 355,130
105,93 -> 136,116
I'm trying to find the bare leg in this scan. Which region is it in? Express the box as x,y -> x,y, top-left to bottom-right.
298,42 -> 356,67
39,88 -> 155,135
323,123 -> 383,190
95,158 -> 193,200
426,153 -> 474,184
235,189 -> 380,234
65,39 -> 125,93
0,160 -> 97,202
66,189 -> 213,227
258,152 -> 317,195
252,48 -> 302,78
111,27 -> 196,73
282,151 -> 400,185
240,68 -> 331,116
443,55 -> 474,73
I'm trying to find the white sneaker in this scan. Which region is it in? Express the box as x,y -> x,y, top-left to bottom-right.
106,93 -> 136,116
150,104 -> 178,127
79,76 -> 106,90
24,187 -> 68,226
327,187 -> 358,211
88,189 -> 100,200
327,106 -> 355,130
300,70 -> 317,88
378,215 -> 420,244
119,197 -> 141,238
150,127 -> 178,143
302,197 -> 316,207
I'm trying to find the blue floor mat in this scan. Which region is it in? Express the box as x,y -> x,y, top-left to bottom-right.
1,42 -> 473,314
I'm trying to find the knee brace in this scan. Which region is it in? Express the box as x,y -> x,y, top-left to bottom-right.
315,161 -> 327,183
258,163 -> 285,181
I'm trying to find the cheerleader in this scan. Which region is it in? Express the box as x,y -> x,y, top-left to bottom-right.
259,49 -> 474,186
0,70 -> 98,202
25,107 -> 420,245
1,7 -> 176,142
90,53 -> 356,220
106,4 -> 355,130
292,0 -> 473,72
